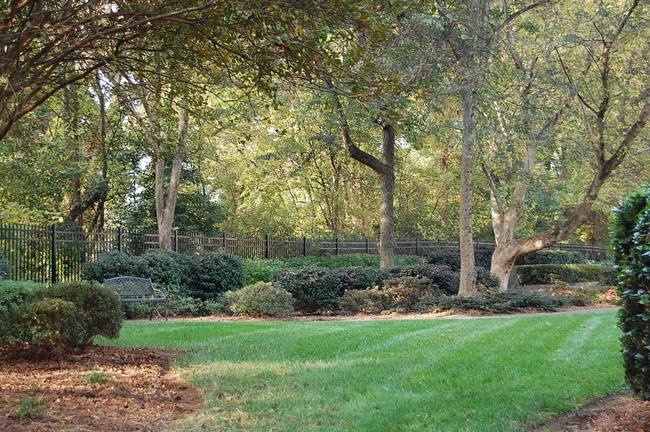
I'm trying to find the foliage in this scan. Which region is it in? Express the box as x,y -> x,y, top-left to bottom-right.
17,396 -> 46,422
225,282 -> 294,317
43,283 -> 123,339
141,249 -> 185,286
475,267 -> 501,293
546,283 -> 619,307
82,251 -> 148,282
243,259 -> 286,285
0,280 -> 45,342
517,264 -> 612,285
333,267 -> 388,291
517,249 -> 585,265
0,247 -> 10,280
337,288 -> 388,315
181,252 -> 245,300
390,265 -> 460,296
425,247 -> 494,271
272,266 -> 342,313
612,185 -> 650,400
432,292 -> 568,314
14,298 -> 91,358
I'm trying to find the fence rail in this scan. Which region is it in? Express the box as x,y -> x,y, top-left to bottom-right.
0,224 -> 610,284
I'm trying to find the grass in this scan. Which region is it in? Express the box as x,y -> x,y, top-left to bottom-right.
99,311 -> 624,432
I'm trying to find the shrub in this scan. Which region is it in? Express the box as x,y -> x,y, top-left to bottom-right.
244,259 -> 285,285
44,283 -> 123,339
141,249 -> 185,286
337,288 -> 389,315
391,265 -> 460,296
15,298 -> 91,358
475,267 -> 500,292
273,266 -> 342,313
333,267 -> 388,291
181,252 -> 245,300
381,276 -> 440,313
516,264 -> 611,285
432,292 -> 567,314
425,246 -> 494,271
82,251 -> 148,282
546,283 -> 620,307
517,249 -> 585,265
612,185 -> 650,400
0,280 -> 44,342
225,282 -> 294,317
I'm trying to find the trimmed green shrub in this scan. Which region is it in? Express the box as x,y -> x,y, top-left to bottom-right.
390,265 -> 460,295
0,280 -> 44,342
333,267 -> 388,291
517,264 -> 612,285
433,292 -> 568,314
44,282 -> 123,339
15,298 -> 91,358
225,282 -> 294,317
382,276 -> 441,313
612,185 -> 650,400
517,249 -> 585,265
272,266 -> 342,313
425,247 -> 494,271
337,288 -> 389,315
181,252 -> 245,300
141,249 -> 185,286
83,251 -> 148,282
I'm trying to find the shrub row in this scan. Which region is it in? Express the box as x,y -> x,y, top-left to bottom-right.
83,250 -> 245,300
612,185 -> 650,400
516,249 -> 585,265
516,264 -> 616,285
0,280 -> 123,358
432,292 -> 568,314
425,247 -> 494,270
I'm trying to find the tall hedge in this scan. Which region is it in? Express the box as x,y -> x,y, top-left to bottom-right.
612,185 -> 650,400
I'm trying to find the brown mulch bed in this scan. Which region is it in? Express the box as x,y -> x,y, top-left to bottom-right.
0,345 -> 202,431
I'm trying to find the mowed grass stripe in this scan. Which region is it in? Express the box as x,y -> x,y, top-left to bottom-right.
100,311 -> 623,432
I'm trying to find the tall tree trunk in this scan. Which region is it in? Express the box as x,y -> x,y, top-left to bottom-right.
458,88 -> 477,294
379,123 -> 396,268
155,104 -> 188,251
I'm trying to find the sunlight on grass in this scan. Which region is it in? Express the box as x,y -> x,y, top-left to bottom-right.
100,311 -> 624,432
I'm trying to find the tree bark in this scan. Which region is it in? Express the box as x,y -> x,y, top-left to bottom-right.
379,123 -> 396,268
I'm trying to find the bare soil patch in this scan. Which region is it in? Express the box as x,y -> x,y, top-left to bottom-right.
0,344 -> 202,431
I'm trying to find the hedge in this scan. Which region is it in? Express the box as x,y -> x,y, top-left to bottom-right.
516,264 -> 614,285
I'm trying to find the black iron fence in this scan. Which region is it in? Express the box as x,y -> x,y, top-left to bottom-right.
0,224 -> 610,284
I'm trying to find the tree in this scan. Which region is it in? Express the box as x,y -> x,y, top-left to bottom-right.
480,0 -> 649,290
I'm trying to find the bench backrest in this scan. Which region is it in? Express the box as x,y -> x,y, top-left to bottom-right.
104,276 -> 155,298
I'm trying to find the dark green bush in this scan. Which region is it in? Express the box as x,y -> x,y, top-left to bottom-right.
181,252 -> 245,300
141,249 -> 186,286
517,249 -> 585,265
333,267 -> 388,291
433,292 -> 567,314
517,264 -> 611,285
272,266 -> 342,313
475,267 -> 500,292
391,265 -> 460,295
337,288 -> 388,315
225,282 -> 294,317
83,251 -> 148,282
44,282 -> 123,339
425,246 -> 494,270
612,185 -> 650,400
15,298 -> 91,358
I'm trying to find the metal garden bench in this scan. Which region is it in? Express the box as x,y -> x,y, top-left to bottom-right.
104,276 -> 168,320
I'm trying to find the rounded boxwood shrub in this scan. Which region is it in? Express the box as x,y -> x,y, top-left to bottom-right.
15,298 -> 91,358
44,282 -> 123,340
82,251 -> 148,282
272,266 -> 342,313
225,282 -> 294,317
0,280 -> 44,342
141,249 -> 186,286
612,185 -> 650,400
181,252 -> 245,300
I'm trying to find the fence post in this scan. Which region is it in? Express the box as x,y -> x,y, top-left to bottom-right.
365,238 -> 370,254
415,238 -> 419,256
117,226 -> 123,252
51,225 -> 58,284
222,232 -> 227,253
173,230 -> 179,252
264,235 -> 270,259
303,237 -> 307,256
335,238 -> 340,256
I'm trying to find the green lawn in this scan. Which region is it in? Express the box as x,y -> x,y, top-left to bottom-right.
100,311 -> 625,432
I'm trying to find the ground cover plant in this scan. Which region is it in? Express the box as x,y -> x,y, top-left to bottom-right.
100,311 -> 624,432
